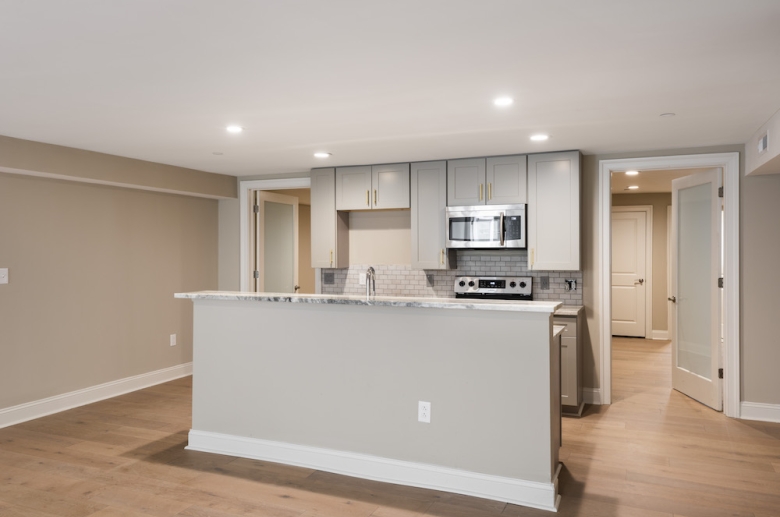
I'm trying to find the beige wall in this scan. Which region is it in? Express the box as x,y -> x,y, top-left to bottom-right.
612,193 -> 671,332
349,210 -> 412,265
218,198 -> 240,291
0,172 -> 218,410
583,145 -> 780,407
0,135 -> 237,199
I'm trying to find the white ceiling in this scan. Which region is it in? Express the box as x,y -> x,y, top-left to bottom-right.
1,1 -> 779,177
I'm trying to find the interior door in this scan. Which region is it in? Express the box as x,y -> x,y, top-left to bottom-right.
254,191 -> 299,293
611,210 -> 647,337
670,170 -> 722,410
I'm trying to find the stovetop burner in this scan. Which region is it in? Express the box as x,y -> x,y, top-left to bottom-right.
454,276 -> 533,300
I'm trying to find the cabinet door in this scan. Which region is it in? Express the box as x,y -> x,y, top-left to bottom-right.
528,151 -> 580,270
411,161 -> 450,269
310,168 -> 337,268
372,163 -> 410,209
336,166 -> 372,210
486,155 -> 527,205
447,158 -> 485,206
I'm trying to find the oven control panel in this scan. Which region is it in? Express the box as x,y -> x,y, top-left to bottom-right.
454,276 -> 533,298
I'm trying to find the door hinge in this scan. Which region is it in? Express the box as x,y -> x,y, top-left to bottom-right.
253,204 -> 259,214
718,277 -> 724,288
253,270 -> 259,279
718,186 -> 724,198
718,368 -> 724,379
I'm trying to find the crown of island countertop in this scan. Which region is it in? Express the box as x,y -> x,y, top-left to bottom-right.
175,291 -> 562,313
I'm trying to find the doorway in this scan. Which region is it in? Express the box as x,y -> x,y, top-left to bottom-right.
598,153 -> 740,417
238,178 -> 314,293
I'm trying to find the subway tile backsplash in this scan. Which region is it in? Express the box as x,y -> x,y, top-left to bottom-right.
320,250 -> 582,305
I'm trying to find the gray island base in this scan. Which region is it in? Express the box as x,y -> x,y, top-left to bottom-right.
176,292 -> 563,512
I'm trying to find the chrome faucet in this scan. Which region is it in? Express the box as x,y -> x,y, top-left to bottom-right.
365,266 -> 376,299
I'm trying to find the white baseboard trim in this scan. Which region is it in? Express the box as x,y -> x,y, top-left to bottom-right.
651,330 -> 669,340
187,430 -> 560,512
0,362 -> 192,429
740,401 -> 780,423
583,388 -> 602,405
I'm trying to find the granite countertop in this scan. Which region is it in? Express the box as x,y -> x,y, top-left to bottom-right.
554,305 -> 584,317
175,291 -> 562,314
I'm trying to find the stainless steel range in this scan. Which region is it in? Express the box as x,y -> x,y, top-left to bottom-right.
454,276 -> 533,300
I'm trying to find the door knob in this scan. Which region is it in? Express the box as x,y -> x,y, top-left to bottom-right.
294,285 -> 300,292
637,278 -> 644,285
668,296 -> 676,303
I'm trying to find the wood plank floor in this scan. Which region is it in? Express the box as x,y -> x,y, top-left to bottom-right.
2,338 -> 779,516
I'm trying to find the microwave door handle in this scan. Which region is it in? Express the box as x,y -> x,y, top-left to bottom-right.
499,212 -> 505,246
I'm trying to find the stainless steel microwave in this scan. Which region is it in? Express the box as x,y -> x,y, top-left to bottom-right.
445,204 -> 526,249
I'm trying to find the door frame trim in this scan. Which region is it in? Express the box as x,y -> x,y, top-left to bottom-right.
239,178 -> 311,292
611,206 -> 653,339
598,152 -> 740,418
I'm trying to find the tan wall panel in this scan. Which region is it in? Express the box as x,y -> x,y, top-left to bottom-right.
298,204 -> 315,294
218,198 -> 241,291
349,210 -> 411,265
0,172 -> 218,409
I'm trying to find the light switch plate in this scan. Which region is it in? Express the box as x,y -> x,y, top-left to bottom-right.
359,273 -> 366,285
0,268 -> 7,284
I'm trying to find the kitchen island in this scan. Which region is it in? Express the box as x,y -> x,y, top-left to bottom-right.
175,291 -> 563,512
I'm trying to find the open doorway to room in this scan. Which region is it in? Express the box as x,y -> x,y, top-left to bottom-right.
598,153 -> 740,417
609,167 -> 722,407
238,178 -> 315,294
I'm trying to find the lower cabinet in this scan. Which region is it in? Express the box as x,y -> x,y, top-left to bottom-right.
555,311 -> 584,416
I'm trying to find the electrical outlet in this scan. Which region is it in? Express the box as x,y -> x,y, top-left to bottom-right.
540,276 -> 550,290
169,334 -> 177,347
426,274 -> 435,287
323,272 -> 335,285
0,268 -> 7,285
418,401 -> 431,423
359,273 -> 366,285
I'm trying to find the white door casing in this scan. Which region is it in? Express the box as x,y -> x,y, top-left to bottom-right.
598,152 -> 739,418
238,178 -> 311,292
611,208 -> 651,337
670,169 -> 722,411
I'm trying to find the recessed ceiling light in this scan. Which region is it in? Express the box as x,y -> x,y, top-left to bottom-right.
493,97 -> 513,107
660,113 -> 676,117
626,186 -> 639,190
313,152 -> 331,158
530,134 -> 549,142
625,170 -> 639,176
212,152 -> 224,156
226,125 -> 243,134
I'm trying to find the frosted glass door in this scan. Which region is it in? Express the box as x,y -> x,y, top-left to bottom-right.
254,191 -> 299,293
670,170 -> 721,410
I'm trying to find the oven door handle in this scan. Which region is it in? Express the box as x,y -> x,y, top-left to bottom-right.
499,212 -> 505,246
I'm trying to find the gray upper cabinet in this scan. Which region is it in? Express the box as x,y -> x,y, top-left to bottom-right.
336,164 -> 410,210
310,168 -> 348,268
372,163 -> 410,209
336,166 -> 372,210
447,158 -> 485,206
486,155 -> 527,205
411,161 -> 452,269
527,151 -> 580,271
448,156 -> 527,206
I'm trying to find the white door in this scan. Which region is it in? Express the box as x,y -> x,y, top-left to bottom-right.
611,210 -> 647,337
670,170 -> 722,410
254,191 -> 299,293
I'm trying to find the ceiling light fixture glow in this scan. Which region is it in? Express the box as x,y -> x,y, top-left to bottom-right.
625,170 -> 639,176
530,134 -> 549,142
493,97 -> 513,107
626,186 -> 639,190
226,125 -> 243,134
313,152 -> 331,158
